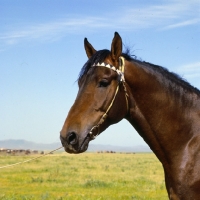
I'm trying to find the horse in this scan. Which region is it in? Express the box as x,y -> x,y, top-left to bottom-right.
60,32 -> 200,199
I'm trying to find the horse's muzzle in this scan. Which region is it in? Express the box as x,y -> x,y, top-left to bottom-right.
60,132 -> 90,154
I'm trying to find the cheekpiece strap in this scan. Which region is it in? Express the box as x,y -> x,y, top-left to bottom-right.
92,57 -> 125,82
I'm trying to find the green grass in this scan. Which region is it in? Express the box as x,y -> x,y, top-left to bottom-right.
0,153 -> 168,199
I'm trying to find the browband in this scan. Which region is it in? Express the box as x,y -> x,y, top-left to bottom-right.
92,57 -> 125,82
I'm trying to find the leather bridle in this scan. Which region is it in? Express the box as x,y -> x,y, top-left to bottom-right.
87,56 -> 129,140
78,57 -> 129,152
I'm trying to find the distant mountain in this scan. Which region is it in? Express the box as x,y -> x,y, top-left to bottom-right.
0,139 -> 152,152
87,144 -> 152,153
0,139 -> 60,150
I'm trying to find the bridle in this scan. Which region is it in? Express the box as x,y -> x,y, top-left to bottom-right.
87,56 -> 129,140
78,56 -> 129,151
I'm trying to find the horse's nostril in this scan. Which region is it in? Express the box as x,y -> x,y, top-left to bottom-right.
67,132 -> 78,145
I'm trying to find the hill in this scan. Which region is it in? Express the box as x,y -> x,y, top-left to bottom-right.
0,139 -> 60,151
0,139 -> 152,152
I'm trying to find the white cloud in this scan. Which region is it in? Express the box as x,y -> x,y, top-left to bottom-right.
0,0 -> 199,46
176,62 -> 200,78
118,0 -> 200,30
0,17 -> 110,46
162,18 -> 200,30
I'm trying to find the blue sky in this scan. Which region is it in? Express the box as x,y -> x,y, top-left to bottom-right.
0,0 -> 200,147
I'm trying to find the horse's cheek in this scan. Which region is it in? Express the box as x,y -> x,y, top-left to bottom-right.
93,89 -> 109,110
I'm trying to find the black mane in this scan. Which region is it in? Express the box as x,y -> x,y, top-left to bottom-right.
134,58 -> 200,96
79,49 -> 200,96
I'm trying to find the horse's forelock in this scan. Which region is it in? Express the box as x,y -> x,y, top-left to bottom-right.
78,50 -> 111,81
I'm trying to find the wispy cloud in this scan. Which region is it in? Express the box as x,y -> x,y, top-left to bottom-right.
162,18 -> 200,30
0,17 -> 106,45
118,0 -> 200,30
176,62 -> 200,79
0,0 -> 199,47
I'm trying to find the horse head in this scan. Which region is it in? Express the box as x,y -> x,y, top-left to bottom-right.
60,32 -> 129,153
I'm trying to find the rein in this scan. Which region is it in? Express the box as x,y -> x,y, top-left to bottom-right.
0,146 -> 63,169
88,56 -> 129,140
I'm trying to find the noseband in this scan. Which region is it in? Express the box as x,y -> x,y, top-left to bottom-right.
88,56 -> 129,140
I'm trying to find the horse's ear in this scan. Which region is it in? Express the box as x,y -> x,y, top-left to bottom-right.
111,32 -> 122,61
84,38 -> 96,58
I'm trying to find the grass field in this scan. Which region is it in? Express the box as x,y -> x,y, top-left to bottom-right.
0,152 -> 168,200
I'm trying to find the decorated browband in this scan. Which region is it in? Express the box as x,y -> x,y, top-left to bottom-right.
92,57 -> 125,82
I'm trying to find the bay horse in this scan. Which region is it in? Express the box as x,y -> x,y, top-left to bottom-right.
60,32 -> 200,199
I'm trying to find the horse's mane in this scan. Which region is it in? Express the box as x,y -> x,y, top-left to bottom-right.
131,56 -> 200,96
79,49 -> 200,96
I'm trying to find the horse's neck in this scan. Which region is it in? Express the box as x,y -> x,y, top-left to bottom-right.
125,61 -> 199,163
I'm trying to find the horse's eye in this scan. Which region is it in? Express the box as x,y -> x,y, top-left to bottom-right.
98,79 -> 109,87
